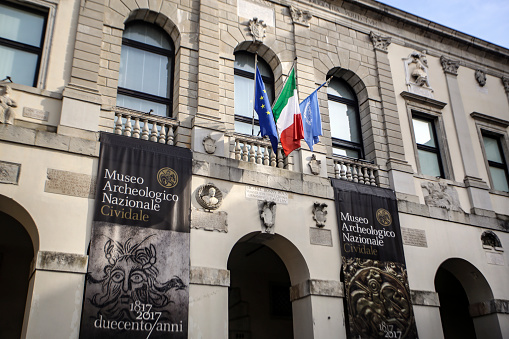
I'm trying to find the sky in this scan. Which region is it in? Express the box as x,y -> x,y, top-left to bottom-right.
378,0 -> 509,49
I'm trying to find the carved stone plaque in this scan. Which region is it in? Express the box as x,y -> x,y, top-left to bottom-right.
401,227 -> 428,248
246,185 -> 288,204
310,227 -> 333,247
191,209 -> 228,232
23,107 -> 49,121
0,161 -> 21,184
486,252 -> 504,266
45,169 -> 96,198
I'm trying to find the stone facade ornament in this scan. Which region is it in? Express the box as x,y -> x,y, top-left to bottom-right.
259,200 -> 276,233
440,56 -> 460,75
196,183 -> 223,211
289,6 -> 312,26
369,31 -> 391,52
481,231 -> 503,250
403,51 -> 433,98
312,202 -> 327,227
248,17 -> 267,43
421,182 -> 463,212
475,70 -> 487,87
0,83 -> 17,124
502,77 -> 509,93
308,154 -> 321,175
202,134 -> 217,154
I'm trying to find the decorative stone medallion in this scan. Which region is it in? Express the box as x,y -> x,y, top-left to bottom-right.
475,70 -> 487,87
0,161 -> 21,184
196,183 -> 223,210
289,5 -> 312,26
202,134 -> 217,154
259,200 -> 276,233
249,17 -> 267,43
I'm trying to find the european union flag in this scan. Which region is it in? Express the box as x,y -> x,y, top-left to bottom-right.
254,66 -> 279,153
299,87 -> 322,151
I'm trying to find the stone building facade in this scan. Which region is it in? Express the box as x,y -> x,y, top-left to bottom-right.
0,0 -> 508,338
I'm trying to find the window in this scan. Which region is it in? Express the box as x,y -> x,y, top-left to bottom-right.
327,78 -> 362,158
412,114 -> 444,177
0,2 -> 46,87
481,132 -> 509,192
117,22 -> 174,117
234,52 -> 274,136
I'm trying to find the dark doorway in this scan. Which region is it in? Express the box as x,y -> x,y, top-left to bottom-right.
435,267 -> 476,339
228,240 -> 293,339
0,211 -> 34,338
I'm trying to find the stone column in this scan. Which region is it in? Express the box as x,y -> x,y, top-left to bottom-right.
58,0 -> 104,138
440,56 -> 493,215
370,32 -> 417,200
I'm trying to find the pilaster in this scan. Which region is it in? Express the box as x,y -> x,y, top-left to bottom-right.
370,32 -> 417,197
440,56 -> 493,214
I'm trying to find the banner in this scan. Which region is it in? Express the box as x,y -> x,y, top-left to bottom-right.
332,179 -> 418,339
80,133 -> 192,339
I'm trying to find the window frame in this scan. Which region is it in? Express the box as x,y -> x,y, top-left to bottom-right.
411,112 -> 445,178
117,21 -> 175,117
0,0 -> 55,88
471,112 -> 509,194
327,77 -> 364,159
233,51 -> 274,137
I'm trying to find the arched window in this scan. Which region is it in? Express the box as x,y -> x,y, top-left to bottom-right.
117,22 -> 174,117
327,78 -> 363,158
234,52 -> 274,136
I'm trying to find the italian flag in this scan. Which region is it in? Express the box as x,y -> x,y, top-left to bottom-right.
273,68 -> 304,155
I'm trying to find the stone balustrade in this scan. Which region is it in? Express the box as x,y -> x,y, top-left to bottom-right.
228,133 -> 291,169
113,107 -> 179,145
333,156 -> 378,186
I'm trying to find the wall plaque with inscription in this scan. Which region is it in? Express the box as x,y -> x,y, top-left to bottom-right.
401,227 -> 428,248
310,227 -> 333,247
0,161 -> 21,184
45,169 -> 96,198
23,107 -> 49,121
245,185 -> 288,204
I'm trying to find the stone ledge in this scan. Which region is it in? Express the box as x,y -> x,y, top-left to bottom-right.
32,251 -> 88,274
190,266 -> 230,287
411,290 -> 440,307
290,279 -> 343,301
469,299 -> 509,317
0,124 -> 99,157
192,152 -> 334,199
398,199 -> 509,232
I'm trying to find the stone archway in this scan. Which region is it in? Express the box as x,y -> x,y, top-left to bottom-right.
435,258 -> 502,339
227,232 -> 311,339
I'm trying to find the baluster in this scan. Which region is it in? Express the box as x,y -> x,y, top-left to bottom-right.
340,161 -> 346,180
256,144 -> 262,164
249,142 -> 255,163
358,165 -> 364,184
334,161 -> 339,178
263,145 -> 269,165
141,119 -> 149,140
167,125 -> 174,145
150,123 -> 158,142
159,124 -> 167,144
123,115 -> 132,137
133,118 -> 140,138
346,163 -> 352,181
242,142 -> 249,162
277,149 -> 284,168
114,113 -> 123,134
352,165 -> 358,183
270,147 -> 277,167
369,169 -> 376,186
284,154 -> 290,170
235,139 -> 241,160
362,167 -> 369,185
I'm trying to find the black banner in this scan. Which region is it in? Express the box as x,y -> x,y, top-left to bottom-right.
80,133 -> 192,339
332,179 -> 418,339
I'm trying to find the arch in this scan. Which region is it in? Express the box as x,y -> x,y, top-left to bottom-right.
435,258 -> 502,339
227,231 -> 312,339
0,196 -> 38,338
0,195 -> 39,254
234,42 -> 283,88
124,9 -> 181,47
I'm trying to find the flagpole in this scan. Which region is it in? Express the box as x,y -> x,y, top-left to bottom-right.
271,57 -> 298,107
252,52 -> 259,136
